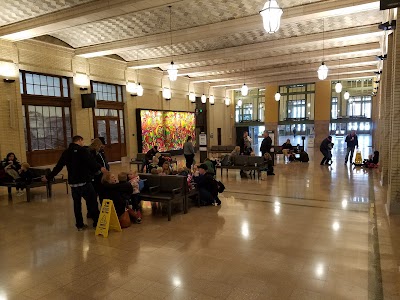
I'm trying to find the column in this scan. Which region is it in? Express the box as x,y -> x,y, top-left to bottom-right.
265,83 -> 279,145
314,81 -> 331,148
387,13 -> 400,214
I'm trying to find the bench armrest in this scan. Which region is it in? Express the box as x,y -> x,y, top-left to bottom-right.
171,187 -> 182,194
149,185 -> 160,193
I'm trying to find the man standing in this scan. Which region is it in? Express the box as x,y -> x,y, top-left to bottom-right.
143,145 -> 158,172
260,131 -> 272,156
344,130 -> 359,165
239,131 -> 252,155
43,135 -> 106,231
320,136 -> 333,165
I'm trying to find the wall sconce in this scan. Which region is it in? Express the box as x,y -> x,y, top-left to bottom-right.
209,95 -> 215,105
163,87 -> 171,100
74,73 -> 90,89
0,61 -> 18,82
225,97 -> 231,106
189,92 -> 196,102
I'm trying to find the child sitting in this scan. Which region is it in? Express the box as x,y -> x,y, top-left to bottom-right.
118,171 -> 142,223
102,172 -> 140,227
363,151 -> 379,168
161,161 -> 171,175
15,162 -> 33,196
147,156 -> 159,173
261,153 -> 275,175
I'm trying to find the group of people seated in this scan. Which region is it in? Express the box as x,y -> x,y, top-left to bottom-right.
0,152 -> 34,196
281,139 -> 309,163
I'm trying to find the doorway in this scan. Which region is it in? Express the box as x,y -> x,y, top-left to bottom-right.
217,128 -> 222,145
95,117 -> 122,162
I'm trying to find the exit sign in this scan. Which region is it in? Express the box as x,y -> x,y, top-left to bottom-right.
381,0 -> 400,10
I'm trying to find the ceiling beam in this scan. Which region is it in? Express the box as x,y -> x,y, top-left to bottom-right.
209,68 -> 377,88
126,25 -> 382,69
75,0 -> 380,58
190,58 -> 378,83
0,0 -> 186,41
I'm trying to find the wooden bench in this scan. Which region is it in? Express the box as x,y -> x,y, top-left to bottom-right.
0,167 -> 68,202
216,156 -> 264,179
209,145 -> 236,157
130,153 -> 178,171
138,174 -> 188,221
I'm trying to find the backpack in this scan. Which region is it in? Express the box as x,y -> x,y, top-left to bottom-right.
217,180 -> 225,193
300,151 -> 309,163
220,155 -> 230,166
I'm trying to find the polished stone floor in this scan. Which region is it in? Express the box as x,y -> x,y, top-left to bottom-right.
0,137 -> 399,300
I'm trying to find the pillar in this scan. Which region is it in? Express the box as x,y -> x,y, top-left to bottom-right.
386,13 -> 400,214
314,80 -> 331,147
265,84 -> 279,145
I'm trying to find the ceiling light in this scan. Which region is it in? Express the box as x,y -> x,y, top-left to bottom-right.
209,95 -> 215,105
260,0 -> 283,34
318,62 -> 328,80
237,99 -> 243,107
136,83 -> 144,96
335,82 -> 343,93
275,92 -> 281,101
201,94 -> 207,103
126,82 -> 137,94
167,6 -> 178,81
241,84 -> 249,96
163,87 -> 171,100
344,91 -> 350,100
189,92 -> 195,102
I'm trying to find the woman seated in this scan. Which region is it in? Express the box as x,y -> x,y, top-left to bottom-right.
101,172 -> 140,227
261,153 -> 275,175
1,152 -> 21,181
363,151 -> 379,168
281,139 -> 293,159
161,161 -> 171,175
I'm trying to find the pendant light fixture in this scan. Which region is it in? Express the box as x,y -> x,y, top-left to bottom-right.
201,77 -> 207,103
237,99 -> 243,107
335,58 -> 342,93
241,59 -> 249,96
275,82 -> 281,101
189,92 -> 196,102
260,0 -> 283,34
167,6 -> 178,82
135,51 -> 144,96
209,95 -> 215,105
344,91 -> 350,100
317,19 -> 328,80
209,86 -> 215,105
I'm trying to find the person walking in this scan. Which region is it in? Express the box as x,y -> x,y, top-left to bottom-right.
43,135 -> 106,231
344,130 -> 359,165
260,131 -> 272,156
88,138 -> 110,204
183,136 -> 195,169
293,126 -> 297,138
320,136 -> 333,165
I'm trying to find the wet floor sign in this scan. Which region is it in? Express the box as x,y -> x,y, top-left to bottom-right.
95,199 -> 121,238
354,150 -> 363,167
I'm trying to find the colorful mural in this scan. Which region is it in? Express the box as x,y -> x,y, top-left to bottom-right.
140,110 -> 196,152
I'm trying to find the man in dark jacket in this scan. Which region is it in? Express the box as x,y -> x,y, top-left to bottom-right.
143,145 -> 158,172
43,135 -> 106,231
320,136 -> 333,165
344,130 -> 359,164
260,131 -> 272,156
193,164 -> 220,206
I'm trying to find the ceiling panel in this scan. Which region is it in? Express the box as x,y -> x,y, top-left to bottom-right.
50,0 -> 323,48
116,10 -> 381,62
0,0 -> 95,26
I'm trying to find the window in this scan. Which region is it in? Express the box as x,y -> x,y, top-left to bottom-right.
234,89 -> 264,123
347,96 -> 371,118
20,71 -> 72,162
20,71 -> 69,98
279,83 -> 315,121
92,81 -> 123,102
27,106 -> 71,151
331,97 -> 338,119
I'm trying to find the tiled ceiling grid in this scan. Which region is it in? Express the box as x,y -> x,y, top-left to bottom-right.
0,0 -> 95,26
117,10 -> 381,65
50,0 -> 323,48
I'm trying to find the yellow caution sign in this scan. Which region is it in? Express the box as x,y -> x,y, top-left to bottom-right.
95,199 -> 121,238
354,150 -> 363,166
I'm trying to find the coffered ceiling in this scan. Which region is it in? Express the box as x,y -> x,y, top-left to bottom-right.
0,0 -> 386,89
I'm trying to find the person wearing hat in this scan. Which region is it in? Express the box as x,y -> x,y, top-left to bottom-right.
193,163 -> 221,206
320,136 -> 333,165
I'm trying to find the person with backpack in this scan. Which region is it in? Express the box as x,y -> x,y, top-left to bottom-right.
193,164 -> 221,206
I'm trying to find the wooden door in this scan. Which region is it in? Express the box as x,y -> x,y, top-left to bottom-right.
95,118 -> 122,162
217,128 -> 222,145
